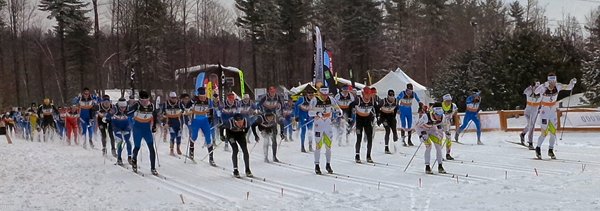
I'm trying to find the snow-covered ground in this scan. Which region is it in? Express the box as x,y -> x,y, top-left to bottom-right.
1,129 -> 599,210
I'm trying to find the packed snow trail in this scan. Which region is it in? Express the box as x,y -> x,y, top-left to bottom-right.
1,131 -> 599,210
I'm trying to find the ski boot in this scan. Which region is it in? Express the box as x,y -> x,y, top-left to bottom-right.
425,165 -> 433,174
535,147 -> 542,159
209,151 -> 216,166
366,156 -> 374,163
385,146 -> 391,154
402,140 -> 408,147
519,133 -> 526,145
264,157 -> 270,163
454,132 -> 460,142
326,163 -> 333,174
245,169 -> 254,178
89,140 -> 95,149
301,146 -> 307,153
83,141 -> 88,149
102,148 -> 107,156
308,142 -> 314,152
151,168 -> 159,176
477,140 -> 483,145
438,164 -> 446,174
273,157 -> 280,163
407,132 -> 414,146
117,158 -> 124,166
355,154 -> 362,163
446,154 -> 454,160
132,159 -> 138,172
233,169 -> 241,178
528,142 -> 535,150
111,148 -> 117,158
169,143 -> 175,155
127,156 -> 133,165
548,149 -> 556,159
176,145 -> 182,155
315,164 -> 322,175
188,146 -> 195,160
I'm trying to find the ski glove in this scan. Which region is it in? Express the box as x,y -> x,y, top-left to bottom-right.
254,135 -> 260,142
152,125 -> 157,133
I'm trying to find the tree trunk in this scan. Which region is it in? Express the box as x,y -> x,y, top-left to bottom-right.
59,20 -> 68,104
38,50 -> 46,99
93,0 -> 102,92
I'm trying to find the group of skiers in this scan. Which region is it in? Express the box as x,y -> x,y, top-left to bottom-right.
0,72 -> 577,176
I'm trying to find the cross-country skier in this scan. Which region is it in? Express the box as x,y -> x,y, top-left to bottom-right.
219,92 -> 240,151
295,88 -> 315,152
225,113 -> 253,178
520,81 -> 542,149
189,87 -> 216,166
252,111 -> 280,162
56,106 -> 67,140
279,97 -> 295,142
161,92 -> 185,156
65,104 -> 80,145
259,86 -> 283,115
379,89 -> 399,153
112,98 -> 133,166
454,89 -> 483,145
350,88 -> 377,163
416,102 -> 446,174
310,87 -> 339,174
334,85 -> 354,145
28,103 -> 39,141
180,93 -> 193,137
97,95 -> 116,156
129,90 -> 159,175
37,98 -> 59,142
396,84 -> 423,146
533,73 -> 576,159
0,113 -> 12,144
441,94 -> 458,160
239,94 -> 257,141
76,88 -> 97,148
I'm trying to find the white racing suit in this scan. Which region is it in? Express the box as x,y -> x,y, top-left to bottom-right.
521,86 -> 542,144
310,95 -> 340,165
534,80 -> 575,150
415,112 -> 445,166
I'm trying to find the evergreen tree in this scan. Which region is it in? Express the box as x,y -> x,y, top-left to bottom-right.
582,12 -> 600,105
123,0 -> 169,89
39,0 -> 92,100
338,0 -> 383,80
508,1 -> 526,30
275,0 -> 310,85
236,0 -> 266,87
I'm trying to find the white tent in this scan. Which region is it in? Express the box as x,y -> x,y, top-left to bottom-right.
372,68 -> 433,112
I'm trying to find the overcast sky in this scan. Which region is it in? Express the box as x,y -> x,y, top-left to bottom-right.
28,0 -> 600,33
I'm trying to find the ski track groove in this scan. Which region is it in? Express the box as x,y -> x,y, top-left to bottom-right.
332,156 -> 492,183
156,152 -> 302,199
113,163 -> 221,202
272,160 -> 414,191
219,164 -> 318,196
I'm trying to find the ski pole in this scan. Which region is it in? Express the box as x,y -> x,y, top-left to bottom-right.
404,138 -> 424,172
559,89 -> 574,141
200,139 -> 223,162
154,136 -> 160,167
184,137 -> 191,164
459,120 -> 472,139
